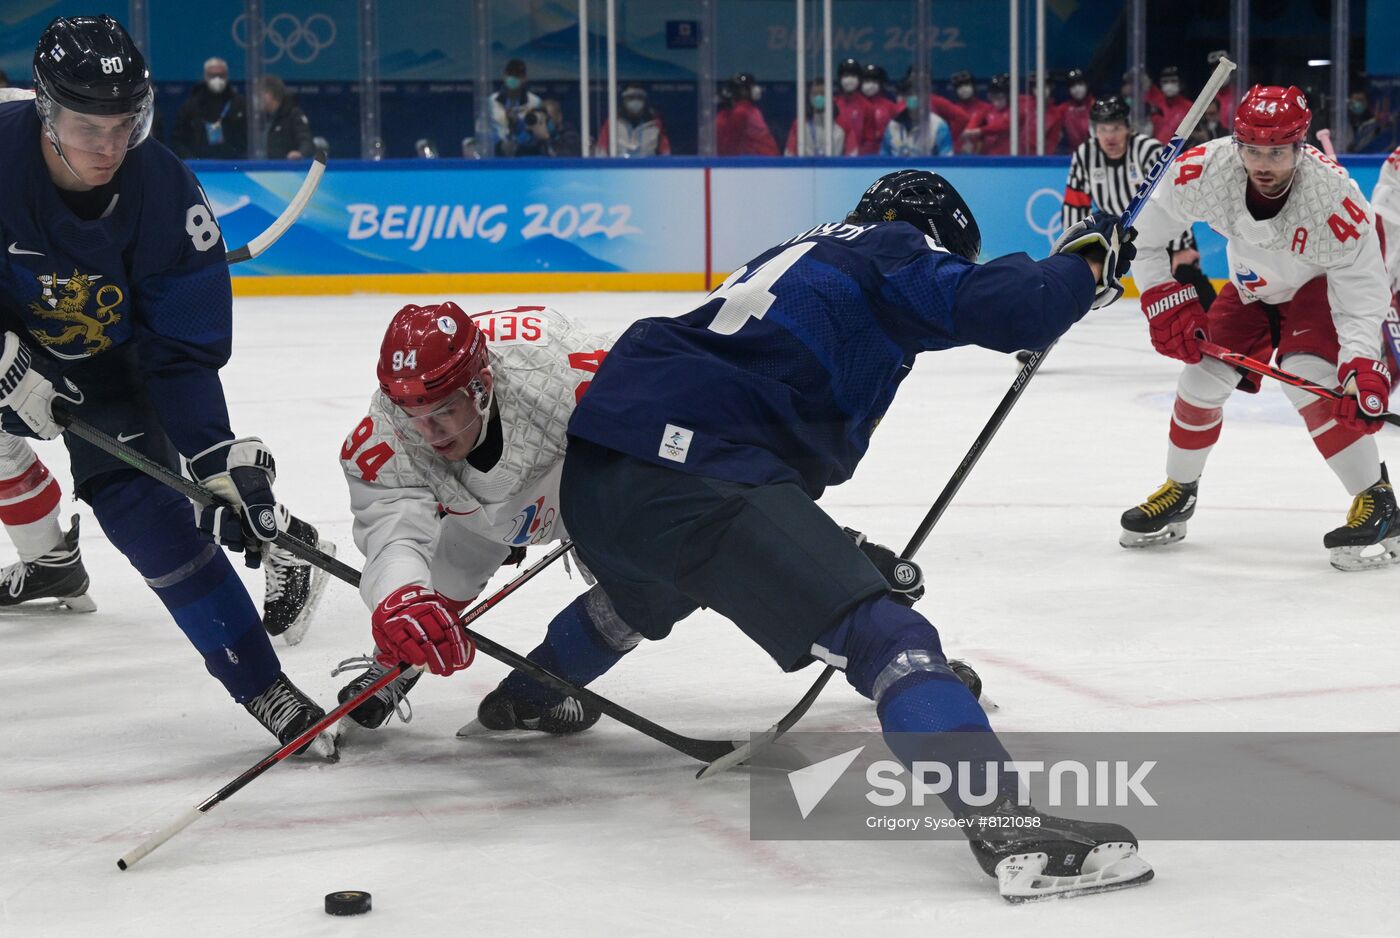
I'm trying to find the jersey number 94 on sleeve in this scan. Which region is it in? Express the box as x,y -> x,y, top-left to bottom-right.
342,416 -> 395,482
707,241 -> 816,335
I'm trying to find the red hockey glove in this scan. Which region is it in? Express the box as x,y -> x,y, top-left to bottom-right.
1140,280 -> 1208,363
371,585 -> 474,676
1334,356 -> 1392,435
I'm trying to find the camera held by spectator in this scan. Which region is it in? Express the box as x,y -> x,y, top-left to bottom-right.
491,58 -> 543,157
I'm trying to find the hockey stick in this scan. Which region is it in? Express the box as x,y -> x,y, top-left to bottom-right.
1199,339 -> 1400,427
118,540 -> 568,870
700,56 -> 1242,780
54,411 -> 769,765
225,147 -> 327,264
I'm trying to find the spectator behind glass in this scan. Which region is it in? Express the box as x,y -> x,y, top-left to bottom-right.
786,78 -> 857,156
596,84 -> 670,157
1061,68 -> 1095,150
882,70 -> 951,157
1145,65 -> 1192,144
857,63 -> 897,155
961,73 -> 1012,154
258,75 -> 313,159
491,58 -> 542,157
833,58 -> 869,149
1187,97 -> 1230,145
542,99 -> 581,156
173,56 -> 246,159
1019,71 -> 1065,154
1348,89 -> 1381,152
716,73 -> 778,156
0,69 -> 9,88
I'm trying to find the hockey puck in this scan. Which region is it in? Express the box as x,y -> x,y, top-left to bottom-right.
325,890 -> 372,916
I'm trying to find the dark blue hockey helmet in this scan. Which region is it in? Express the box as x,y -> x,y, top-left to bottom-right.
847,170 -> 981,262
34,15 -> 151,116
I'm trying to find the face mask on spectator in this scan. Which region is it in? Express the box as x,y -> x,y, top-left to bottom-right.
207,75 -> 227,94
505,75 -> 522,92
1161,81 -> 1180,97
810,93 -> 826,112
750,84 -> 763,102
955,83 -> 974,101
905,94 -> 920,111
990,92 -> 1008,109
1069,83 -> 1087,101
840,75 -> 859,93
861,80 -> 879,97
624,98 -> 644,117
1349,99 -> 1366,115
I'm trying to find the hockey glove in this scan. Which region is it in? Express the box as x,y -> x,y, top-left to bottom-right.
189,437 -> 288,568
1139,280 -> 1208,363
843,527 -> 925,606
372,585 -> 474,676
1334,356 -> 1392,435
1053,211 -> 1137,310
0,331 -> 83,439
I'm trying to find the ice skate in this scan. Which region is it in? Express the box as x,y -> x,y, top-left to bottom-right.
1120,478 -> 1198,548
262,516 -> 334,645
964,795 -> 1153,902
1324,468 -> 1399,572
330,654 -> 422,729
0,515 -> 95,614
244,672 -> 339,761
457,683 -> 601,738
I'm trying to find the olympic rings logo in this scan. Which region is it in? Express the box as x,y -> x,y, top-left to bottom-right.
1025,187 -> 1065,250
232,12 -> 337,66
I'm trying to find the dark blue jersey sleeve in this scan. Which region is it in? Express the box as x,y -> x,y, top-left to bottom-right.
879,243 -> 1096,354
128,145 -> 235,456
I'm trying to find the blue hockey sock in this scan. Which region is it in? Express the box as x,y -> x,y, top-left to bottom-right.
814,594 -> 1012,807
502,586 -> 639,706
89,471 -> 279,703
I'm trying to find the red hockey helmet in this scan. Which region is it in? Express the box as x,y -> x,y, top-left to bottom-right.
1233,85 -> 1311,147
377,301 -> 489,407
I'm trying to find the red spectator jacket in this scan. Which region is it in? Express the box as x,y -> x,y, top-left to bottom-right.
717,99 -> 778,156
930,94 -> 973,140
1061,95 -> 1095,150
1145,83 -> 1193,143
964,102 -> 1012,154
858,94 -> 900,155
1018,94 -> 1066,154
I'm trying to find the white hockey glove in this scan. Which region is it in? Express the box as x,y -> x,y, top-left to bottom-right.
0,331 -> 83,439
189,437 -> 289,569
1053,212 -> 1138,310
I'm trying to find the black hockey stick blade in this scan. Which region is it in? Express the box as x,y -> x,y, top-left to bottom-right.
52,410 -> 746,765
226,147 -> 327,264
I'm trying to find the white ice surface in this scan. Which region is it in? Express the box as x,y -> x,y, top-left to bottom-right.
2,293 -> 1398,938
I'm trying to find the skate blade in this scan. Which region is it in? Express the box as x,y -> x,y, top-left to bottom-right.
1119,523 -> 1187,549
0,593 -> 97,615
997,844 -> 1154,903
280,541 -> 337,646
1328,538 -> 1400,572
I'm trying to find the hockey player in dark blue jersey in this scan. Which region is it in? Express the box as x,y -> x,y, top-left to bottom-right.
0,15 -> 336,757
378,170 -> 1154,899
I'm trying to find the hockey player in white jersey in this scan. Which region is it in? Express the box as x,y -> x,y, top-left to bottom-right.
1122,85 -> 1397,570
1372,146 -> 1400,303
334,301 -> 628,732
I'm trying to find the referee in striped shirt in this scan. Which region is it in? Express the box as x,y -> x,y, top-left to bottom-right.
1062,96 -> 1216,308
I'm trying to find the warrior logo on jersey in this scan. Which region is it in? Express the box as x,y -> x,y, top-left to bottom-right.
27,269 -> 124,357
506,496 -> 556,545
1233,266 -> 1269,297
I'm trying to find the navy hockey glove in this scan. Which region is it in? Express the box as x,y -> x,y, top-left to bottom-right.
189,437 -> 288,568
843,527 -> 924,606
0,331 -> 83,439
1053,211 -> 1137,310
